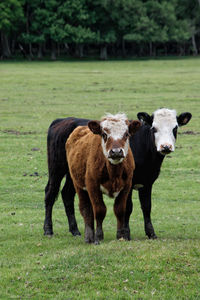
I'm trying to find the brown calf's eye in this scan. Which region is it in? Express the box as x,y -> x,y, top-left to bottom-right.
125,132 -> 129,138
102,133 -> 107,141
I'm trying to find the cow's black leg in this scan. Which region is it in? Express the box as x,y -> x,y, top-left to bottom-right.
44,174 -> 63,236
61,174 -> 81,236
138,186 -> 157,239
124,190 -> 133,240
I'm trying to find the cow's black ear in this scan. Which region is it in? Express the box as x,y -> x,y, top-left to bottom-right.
88,120 -> 102,135
177,112 -> 192,126
137,112 -> 153,126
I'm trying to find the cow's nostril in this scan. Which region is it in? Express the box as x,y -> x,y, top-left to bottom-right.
164,145 -> 170,151
109,148 -> 124,159
160,144 -> 172,154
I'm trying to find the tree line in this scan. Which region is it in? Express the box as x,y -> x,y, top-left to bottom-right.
1,0 -> 200,60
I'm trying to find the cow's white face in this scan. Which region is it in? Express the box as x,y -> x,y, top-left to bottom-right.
152,109 -> 178,154
138,108 -> 192,156
88,113 -> 141,164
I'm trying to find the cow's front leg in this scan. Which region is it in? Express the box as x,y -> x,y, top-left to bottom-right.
139,185 -> 157,239
114,189 -> 130,241
76,187 -> 94,243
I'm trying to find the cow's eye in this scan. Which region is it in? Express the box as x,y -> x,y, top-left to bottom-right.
102,132 -> 107,141
124,132 -> 129,138
151,127 -> 157,133
173,125 -> 178,137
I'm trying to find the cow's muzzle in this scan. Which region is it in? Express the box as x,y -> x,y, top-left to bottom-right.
108,148 -> 124,160
160,144 -> 173,155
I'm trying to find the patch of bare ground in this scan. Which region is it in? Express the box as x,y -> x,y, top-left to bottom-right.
179,131 -> 200,135
1,129 -> 37,135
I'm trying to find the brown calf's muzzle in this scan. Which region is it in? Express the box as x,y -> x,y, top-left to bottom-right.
108,148 -> 124,160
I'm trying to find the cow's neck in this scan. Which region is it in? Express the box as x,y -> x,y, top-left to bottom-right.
105,160 -> 123,179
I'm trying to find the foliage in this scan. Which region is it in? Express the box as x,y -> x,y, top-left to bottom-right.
0,0 -> 24,33
0,58 -> 200,298
0,0 -> 200,58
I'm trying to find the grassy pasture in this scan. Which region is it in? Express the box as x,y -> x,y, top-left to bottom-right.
0,58 -> 200,299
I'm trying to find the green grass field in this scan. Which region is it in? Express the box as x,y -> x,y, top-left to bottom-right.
0,58 -> 200,299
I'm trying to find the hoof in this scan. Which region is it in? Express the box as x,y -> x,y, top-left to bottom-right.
117,228 -> 130,240
69,222 -> 81,236
123,228 -> 131,240
44,231 -> 53,237
44,227 -> 53,236
94,240 -> 100,245
145,223 -> 157,240
95,228 -> 104,241
70,228 -> 81,236
85,225 -> 94,243
147,233 -> 157,239
85,237 -> 94,243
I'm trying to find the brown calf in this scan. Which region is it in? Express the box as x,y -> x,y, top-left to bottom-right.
66,113 -> 141,244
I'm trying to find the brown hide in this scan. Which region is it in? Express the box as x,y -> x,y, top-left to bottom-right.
66,125 -> 135,244
66,126 -> 134,197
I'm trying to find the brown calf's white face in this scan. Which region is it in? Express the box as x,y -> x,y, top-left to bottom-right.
88,113 -> 141,165
100,113 -> 130,164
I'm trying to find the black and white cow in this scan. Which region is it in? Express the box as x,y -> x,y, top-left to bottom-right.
44,108 -> 192,239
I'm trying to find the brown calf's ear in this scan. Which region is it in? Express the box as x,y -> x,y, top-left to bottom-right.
129,120 -> 141,136
88,120 -> 102,135
177,112 -> 192,126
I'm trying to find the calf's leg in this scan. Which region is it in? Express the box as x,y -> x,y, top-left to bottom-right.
114,190 -> 130,240
139,186 -> 157,239
124,190 -> 133,240
93,201 -> 106,245
61,174 -> 81,236
87,188 -> 106,245
76,187 -> 94,243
